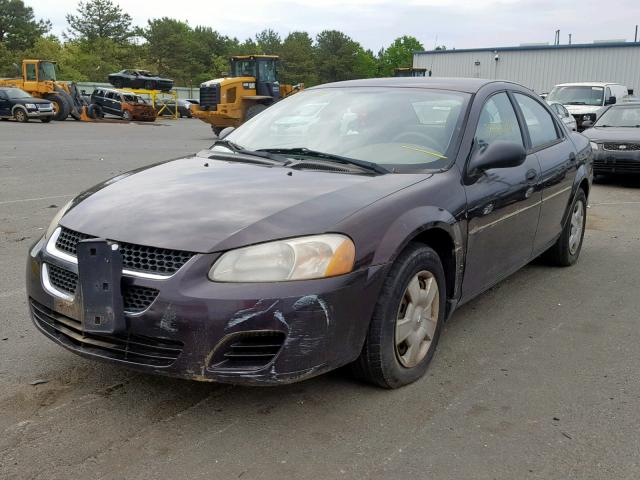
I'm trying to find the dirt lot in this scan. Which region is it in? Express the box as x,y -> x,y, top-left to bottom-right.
1,119 -> 639,479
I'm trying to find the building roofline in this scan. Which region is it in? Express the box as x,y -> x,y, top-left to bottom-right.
415,41 -> 640,55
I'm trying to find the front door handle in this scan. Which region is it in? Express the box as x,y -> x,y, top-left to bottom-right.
525,169 -> 538,181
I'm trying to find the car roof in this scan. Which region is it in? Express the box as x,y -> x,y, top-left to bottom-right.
554,82 -> 622,87
308,77 -> 519,94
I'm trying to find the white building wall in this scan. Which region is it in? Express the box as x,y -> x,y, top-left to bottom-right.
414,45 -> 640,94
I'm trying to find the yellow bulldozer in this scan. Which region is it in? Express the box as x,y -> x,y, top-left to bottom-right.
0,59 -> 85,121
192,55 -> 302,135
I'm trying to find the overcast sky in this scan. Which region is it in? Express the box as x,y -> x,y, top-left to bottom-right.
26,0 -> 640,52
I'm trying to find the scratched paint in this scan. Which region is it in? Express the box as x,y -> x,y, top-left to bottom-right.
159,304 -> 178,333
293,295 -> 331,326
227,299 -> 278,329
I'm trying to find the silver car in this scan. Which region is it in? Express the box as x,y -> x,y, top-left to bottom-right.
547,101 -> 577,131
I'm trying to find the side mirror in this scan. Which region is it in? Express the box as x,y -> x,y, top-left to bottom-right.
581,120 -> 594,129
218,126 -> 235,139
469,141 -> 526,174
605,96 -> 616,105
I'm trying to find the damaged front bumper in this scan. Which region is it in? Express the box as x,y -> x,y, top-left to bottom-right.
26,236 -> 387,385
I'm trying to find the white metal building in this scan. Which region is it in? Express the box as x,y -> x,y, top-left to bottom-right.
413,42 -> 640,94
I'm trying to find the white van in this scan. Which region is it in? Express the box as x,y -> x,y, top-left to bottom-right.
546,82 -> 629,130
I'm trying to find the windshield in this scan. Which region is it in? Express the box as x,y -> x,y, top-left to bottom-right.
221,87 -> 469,171
4,88 -> 31,99
547,86 -> 604,106
595,106 -> 640,127
38,62 -> 56,81
231,60 -> 256,78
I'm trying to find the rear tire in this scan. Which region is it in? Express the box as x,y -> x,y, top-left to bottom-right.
40,117 -> 52,123
211,126 -> 223,136
543,189 -> 587,266
13,108 -> 28,123
45,93 -> 70,121
245,103 -> 267,121
352,243 -> 446,388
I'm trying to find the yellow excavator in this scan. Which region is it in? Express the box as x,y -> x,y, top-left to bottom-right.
192,55 -> 302,135
0,59 -> 85,120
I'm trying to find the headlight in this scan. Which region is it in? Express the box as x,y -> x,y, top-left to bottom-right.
25,103 -> 37,109
209,234 -> 356,282
45,200 -> 73,240
589,141 -> 599,150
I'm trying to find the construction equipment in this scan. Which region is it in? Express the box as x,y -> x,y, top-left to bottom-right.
0,59 -> 86,121
192,55 -> 303,135
394,67 -> 428,77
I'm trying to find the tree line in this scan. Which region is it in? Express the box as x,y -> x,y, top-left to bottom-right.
0,0 -> 445,87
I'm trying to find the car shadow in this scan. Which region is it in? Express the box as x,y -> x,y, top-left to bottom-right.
594,174 -> 640,188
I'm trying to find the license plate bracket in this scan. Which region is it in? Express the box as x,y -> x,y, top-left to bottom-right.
77,238 -> 125,334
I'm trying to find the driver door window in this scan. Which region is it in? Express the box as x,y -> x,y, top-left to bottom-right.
474,92 -> 524,152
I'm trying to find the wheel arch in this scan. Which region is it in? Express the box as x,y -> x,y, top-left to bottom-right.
372,206 -> 465,310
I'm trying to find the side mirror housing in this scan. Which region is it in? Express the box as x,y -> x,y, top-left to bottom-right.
469,141 -> 527,174
581,120 -> 594,129
218,126 -> 235,139
605,96 -> 616,105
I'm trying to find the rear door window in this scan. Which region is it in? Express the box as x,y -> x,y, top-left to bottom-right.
513,93 -> 561,148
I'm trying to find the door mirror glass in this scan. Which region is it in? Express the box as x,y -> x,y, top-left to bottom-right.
218,126 -> 235,139
469,140 -> 527,172
605,96 -> 616,105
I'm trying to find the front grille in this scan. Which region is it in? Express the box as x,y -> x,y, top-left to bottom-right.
603,143 -> 640,151
30,299 -> 183,367
199,84 -> 220,110
48,264 -> 77,295
55,227 -> 194,275
46,264 -> 159,313
210,331 -> 286,371
122,285 -> 159,313
594,159 -> 640,173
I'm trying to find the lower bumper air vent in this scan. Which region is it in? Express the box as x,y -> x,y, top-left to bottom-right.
210,331 -> 286,371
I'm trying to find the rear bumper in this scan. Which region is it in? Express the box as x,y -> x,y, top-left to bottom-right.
593,150 -> 640,174
26,236 -> 387,385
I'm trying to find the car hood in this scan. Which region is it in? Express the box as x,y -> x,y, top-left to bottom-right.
582,127 -> 640,142
12,97 -> 51,105
564,104 -> 602,115
60,155 -> 429,253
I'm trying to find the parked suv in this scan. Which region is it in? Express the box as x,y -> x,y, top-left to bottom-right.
546,82 -> 629,130
0,87 -> 54,123
90,88 -> 156,121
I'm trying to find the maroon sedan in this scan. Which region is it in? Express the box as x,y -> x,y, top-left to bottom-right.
27,78 -> 592,388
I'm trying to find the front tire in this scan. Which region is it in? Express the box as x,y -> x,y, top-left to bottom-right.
45,93 -> 70,121
14,108 -> 28,123
353,244 -> 446,388
122,110 -> 133,121
544,189 -> 587,266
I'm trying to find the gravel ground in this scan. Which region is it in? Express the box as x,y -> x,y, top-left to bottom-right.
1,119 -> 639,479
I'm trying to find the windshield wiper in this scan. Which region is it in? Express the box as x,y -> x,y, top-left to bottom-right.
565,101 -> 587,105
210,139 -> 290,164
257,147 -> 389,174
